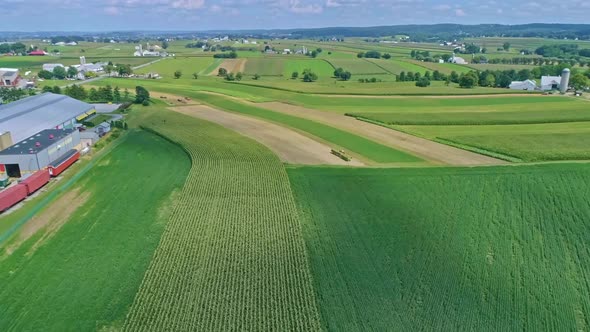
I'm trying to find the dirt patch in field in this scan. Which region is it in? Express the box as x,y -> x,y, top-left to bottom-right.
258,102 -> 507,166
208,59 -> 247,76
170,105 -> 363,166
151,92 -> 199,106
5,189 -> 90,256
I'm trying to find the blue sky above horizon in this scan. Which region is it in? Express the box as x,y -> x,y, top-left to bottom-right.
2,0 -> 589,31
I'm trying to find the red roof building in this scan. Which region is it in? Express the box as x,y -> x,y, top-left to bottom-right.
28,50 -> 46,56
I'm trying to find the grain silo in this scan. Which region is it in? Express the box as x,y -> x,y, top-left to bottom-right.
560,68 -> 571,93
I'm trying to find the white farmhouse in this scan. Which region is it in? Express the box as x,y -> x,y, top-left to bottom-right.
42,63 -> 64,72
449,54 -> 468,64
509,79 -> 537,91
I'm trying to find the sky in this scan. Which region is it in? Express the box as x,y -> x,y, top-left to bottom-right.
1,0 -> 589,31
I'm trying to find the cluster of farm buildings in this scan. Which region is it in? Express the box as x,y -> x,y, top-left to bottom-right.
0,93 -> 111,212
509,68 -> 571,92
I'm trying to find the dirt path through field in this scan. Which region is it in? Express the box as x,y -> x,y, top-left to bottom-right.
171,105 -> 363,166
5,189 -> 90,256
207,59 -> 247,76
258,102 -> 507,165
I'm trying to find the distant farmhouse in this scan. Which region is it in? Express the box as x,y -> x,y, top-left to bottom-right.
134,43 -> 165,57
448,54 -> 468,64
0,68 -> 29,89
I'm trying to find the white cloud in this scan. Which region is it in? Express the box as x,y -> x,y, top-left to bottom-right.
171,0 -> 205,9
455,8 -> 465,16
104,6 -> 121,14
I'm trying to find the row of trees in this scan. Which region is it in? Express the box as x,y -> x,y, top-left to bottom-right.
42,84 -> 151,105
535,44 -> 590,58
357,51 -> 391,59
38,66 -> 79,80
0,42 -> 27,54
0,88 -> 34,103
213,51 -> 238,59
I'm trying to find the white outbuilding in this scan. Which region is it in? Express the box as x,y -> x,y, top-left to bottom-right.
509,79 -> 537,90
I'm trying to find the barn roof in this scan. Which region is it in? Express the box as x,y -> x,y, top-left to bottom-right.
0,93 -> 92,144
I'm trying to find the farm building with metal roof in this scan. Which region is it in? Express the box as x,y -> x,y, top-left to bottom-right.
0,93 -> 94,147
0,129 -> 80,177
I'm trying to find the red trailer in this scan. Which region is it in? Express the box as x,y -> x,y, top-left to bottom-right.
48,150 -> 80,177
0,184 -> 28,212
20,169 -> 50,195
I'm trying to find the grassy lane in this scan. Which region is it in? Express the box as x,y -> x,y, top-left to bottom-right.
0,131 -> 190,331
123,110 -> 321,330
289,164 -> 590,331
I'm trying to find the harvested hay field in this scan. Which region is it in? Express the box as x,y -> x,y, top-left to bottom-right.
208,59 -> 247,75
171,105 -> 362,166
258,102 -> 506,166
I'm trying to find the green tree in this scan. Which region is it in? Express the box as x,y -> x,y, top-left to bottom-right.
398,71 -> 406,82
104,64 -> 115,76
218,68 -> 227,76
382,53 -> 391,59
113,86 -> 121,102
174,70 -> 182,79
302,69 -> 318,82
253,73 -> 260,80
459,72 -> 478,88
38,70 -> 53,80
117,64 -> 133,76
482,74 -> 496,87
310,50 -> 318,58
235,72 -> 243,81
570,73 -> 588,90
52,86 -> 61,94
291,71 -> 299,79
162,41 -> 169,49
42,86 -> 53,93
503,42 -> 511,51
135,86 -> 150,104
357,52 -> 365,58
67,66 -> 78,79
123,88 -> 130,101
340,71 -> 352,81
192,73 -> 199,79
415,77 -> 431,87
52,66 -> 67,80
334,67 -> 344,78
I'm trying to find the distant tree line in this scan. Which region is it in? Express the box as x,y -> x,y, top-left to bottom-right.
0,88 -> 34,103
357,50 -> 391,59
213,51 -> 238,59
0,42 -> 27,54
43,84 -> 151,105
535,44 -> 590,59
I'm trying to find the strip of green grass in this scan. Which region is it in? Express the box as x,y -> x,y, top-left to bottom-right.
0,130 -> 190,331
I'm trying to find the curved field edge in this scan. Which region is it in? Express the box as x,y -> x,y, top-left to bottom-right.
288,164 -> 590,331
123,109 -> 321,331
0,130 -> 191,331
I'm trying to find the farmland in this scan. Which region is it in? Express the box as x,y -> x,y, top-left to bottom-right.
134,56 -> 215,76
289,164 -> 590,331
243,57 -> 284,76
325,58 -> 389,75
0,131 -> 190,331
123,109 -> 321,330
3,31 -> 590,331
